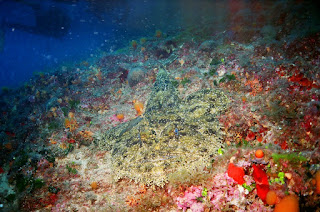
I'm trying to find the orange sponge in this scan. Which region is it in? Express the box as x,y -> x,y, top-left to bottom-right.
133,100 -> 144,116
316,170 -> 320,194
91,181 -> 98,190
255,149 -> 264,158
266,190 -> 277,205
116,113 -> 124,121
274,195 -> 299,212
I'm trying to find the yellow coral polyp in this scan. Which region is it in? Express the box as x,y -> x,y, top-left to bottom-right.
64,118 -> 78,132
133,100 -> 144,116
79,130 -> 94,140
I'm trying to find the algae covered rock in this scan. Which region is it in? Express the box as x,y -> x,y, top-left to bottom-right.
127,67 -> 145,87
96,69 -> 230,187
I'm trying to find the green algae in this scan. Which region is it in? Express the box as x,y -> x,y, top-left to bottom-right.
219,74 -> 236,83
48,121 -> 60,130
66,164 -> 78,174
69,99 -> 80,109
272,153 -> 307,164
180,77 -> 191,86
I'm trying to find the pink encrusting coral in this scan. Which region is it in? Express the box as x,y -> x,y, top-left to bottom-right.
209,173 -> 247,210
175,173 -> 251,211
176,186 -> 204,211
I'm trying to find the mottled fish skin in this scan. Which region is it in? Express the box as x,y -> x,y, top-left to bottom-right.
97,69 -> 230,187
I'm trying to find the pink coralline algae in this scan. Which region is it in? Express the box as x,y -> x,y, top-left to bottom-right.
209,173 -> 246,210
176,174 -> 248,211
176,186 -> 204,212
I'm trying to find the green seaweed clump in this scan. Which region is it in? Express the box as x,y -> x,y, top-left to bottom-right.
171,80 -> 179,88
48,121 -> 60,130
33,178 -> 45,190
270,172 -> 285,185
61,107 -> 69,117
181,77 -> 191,86
66,164 -> 78,174
15,175 -> 45,193
272,153 -> 307,164
203,69 -> 217,77
210,57 -> 221,66
69,99 -> 80,109
219,74 -> 236,83
209,68 -> 217,76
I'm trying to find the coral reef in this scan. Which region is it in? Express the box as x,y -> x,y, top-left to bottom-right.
1,2 -> 320,210
96,69 -> 230,186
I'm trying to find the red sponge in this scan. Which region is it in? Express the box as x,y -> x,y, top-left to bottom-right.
253,164 -> 269,202
227,163 -> 245,185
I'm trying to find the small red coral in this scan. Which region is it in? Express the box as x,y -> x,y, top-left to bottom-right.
227,163 -> 245,184
245,130 -> 256,141
68,139 -> 76,144
279,140 -> 288,150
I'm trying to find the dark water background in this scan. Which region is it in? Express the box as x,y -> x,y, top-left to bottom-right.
0,0 -> 319,88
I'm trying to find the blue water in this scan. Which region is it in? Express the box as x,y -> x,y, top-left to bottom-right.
0,0 -> 224,88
